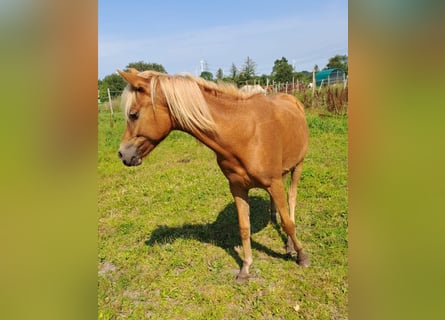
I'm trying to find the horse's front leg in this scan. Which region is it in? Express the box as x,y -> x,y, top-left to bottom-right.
229,183 -> 252,281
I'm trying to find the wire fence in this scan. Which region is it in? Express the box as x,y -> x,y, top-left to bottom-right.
99,78 -> 348,117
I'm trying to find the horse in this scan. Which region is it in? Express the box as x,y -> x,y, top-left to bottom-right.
116,68 -> 310,280
239,84 -> 266,95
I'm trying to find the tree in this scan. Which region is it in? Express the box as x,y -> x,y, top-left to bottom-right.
238,56 -> 256,84
229,63 -> 238,81
258,74 -> 269,86
325,55 -> 348,74
293,71 -> 312,84
200,71 -> 214,81
98,73 -> 126,101
98,61 -> 167,102
125,61 -> 167,73
215,68 -> 224,81
271,57 -> 294,83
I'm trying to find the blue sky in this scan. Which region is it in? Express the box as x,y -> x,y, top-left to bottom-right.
98,0 -> 348,79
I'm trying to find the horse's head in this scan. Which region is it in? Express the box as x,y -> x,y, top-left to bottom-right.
116,69 -> 173,166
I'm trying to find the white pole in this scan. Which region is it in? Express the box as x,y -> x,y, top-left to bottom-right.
107,88 -> 114,115
312,70 -> 316,96
107,88 -> 114,128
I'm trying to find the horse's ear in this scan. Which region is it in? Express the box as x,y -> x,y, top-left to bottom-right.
117,69 -> 148,92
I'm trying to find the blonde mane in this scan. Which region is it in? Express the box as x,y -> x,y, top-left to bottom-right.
121,71 -> 254,134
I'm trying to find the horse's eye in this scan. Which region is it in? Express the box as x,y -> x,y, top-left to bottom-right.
129,111 -> 139,120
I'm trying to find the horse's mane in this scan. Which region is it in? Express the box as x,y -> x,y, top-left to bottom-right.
122,71 -> 254,134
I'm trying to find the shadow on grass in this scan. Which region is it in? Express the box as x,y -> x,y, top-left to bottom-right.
145,196 -> 289,269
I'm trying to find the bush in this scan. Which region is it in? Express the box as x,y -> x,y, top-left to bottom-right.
295,85 -> 348,115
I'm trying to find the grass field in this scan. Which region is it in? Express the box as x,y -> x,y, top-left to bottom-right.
98,104 -> 348,319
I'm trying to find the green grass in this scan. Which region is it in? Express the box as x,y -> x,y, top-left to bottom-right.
98,107 -> 348,319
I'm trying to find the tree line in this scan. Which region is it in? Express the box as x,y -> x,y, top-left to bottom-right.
98,55 -> 347,101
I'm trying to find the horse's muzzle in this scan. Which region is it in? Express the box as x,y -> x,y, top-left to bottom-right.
118,144 -> 142,166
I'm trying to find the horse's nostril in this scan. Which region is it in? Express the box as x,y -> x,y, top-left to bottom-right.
118,151 -> 123,159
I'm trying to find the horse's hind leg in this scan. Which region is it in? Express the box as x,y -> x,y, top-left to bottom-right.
286,162 -> 304,256
270,197 -> 278,224
267,172 -> 310,267
270,174 -> 289,224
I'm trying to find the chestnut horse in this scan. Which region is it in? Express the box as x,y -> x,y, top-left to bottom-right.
117,69 -> 310,280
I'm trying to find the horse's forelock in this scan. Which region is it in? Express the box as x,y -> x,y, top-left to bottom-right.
121,85 -> 136,120
120,72 -> 160,119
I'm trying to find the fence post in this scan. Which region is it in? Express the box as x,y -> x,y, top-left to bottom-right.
312,70 -> 316,96
107,88 -> 114,128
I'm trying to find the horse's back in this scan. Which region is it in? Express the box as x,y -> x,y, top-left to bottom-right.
267,93 -> 305,114
264,94 -> 308,167
242,94 -> 308,173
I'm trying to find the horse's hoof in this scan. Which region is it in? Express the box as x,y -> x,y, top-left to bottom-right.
297,252 -> 311,268
236,272 -> 249,282
286,238 -> 295,254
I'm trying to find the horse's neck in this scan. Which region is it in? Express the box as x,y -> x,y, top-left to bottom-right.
184,95 -> 239,158
186,125 -> 230,159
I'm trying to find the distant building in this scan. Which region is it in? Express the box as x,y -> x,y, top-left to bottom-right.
315,68 -> 346,87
